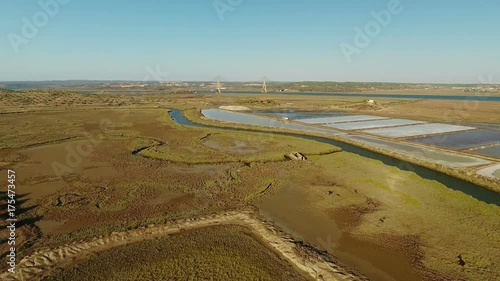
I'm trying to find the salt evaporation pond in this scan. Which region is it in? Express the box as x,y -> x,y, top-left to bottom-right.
325,119 -> 424,130
175,109 -> 499,205
201,109 -> 346,137
410,130 -> 500,150
297,115 -> 388,124
343,135 -> 490,168
363,123 -> 475,138
252,110 -> 345,120
473,146 -> 500,158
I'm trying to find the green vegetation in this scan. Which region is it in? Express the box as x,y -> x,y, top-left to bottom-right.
140,130 -> 340,164
361,178 -> 420,206
44,226 -> 307,281
312,152 -> 500,280
1,89 -> 498,281
183,108 -> 500,193
238,98 -> 280,106
245,177 -> 279,202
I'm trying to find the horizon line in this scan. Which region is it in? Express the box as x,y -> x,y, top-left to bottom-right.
1,79 -> 498,86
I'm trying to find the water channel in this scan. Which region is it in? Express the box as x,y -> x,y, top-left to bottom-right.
169,109 -> 500,205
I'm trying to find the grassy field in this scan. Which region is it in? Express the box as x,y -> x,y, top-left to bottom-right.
1,89 -> 499,281
43,225 -> 308,281
0,101 -> 339,275
258,151 -> 500,281
184,107 -> 500,193
2,88 -> 498,123
140,130 -> 339,164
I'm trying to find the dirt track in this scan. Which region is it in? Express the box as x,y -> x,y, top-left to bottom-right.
1,210 -> 363,281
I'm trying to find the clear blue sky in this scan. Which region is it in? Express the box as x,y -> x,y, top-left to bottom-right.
1,0 -> 499,83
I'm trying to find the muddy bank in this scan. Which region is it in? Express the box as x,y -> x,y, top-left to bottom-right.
176,109 -> 500,204
257,183 -> 449,281
0,210 -> 364,281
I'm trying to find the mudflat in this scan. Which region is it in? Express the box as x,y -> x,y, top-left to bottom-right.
1,90 -> 499,280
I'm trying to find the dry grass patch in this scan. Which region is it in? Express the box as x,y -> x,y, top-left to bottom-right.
140,129 -> 339,164
44,225 -> 308,281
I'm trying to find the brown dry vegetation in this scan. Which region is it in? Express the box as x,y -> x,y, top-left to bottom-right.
370,88 -> 500,96
1,109 -> 331,246
1,89 -> 499,281
258,152 -> 500,281
373,99 -> 500,123
141,130 -> 339,164
0,96 -> 343,280
2,88 -> 498,123
43,225 -> 309,281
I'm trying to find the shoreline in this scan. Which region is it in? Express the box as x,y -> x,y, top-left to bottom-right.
181,108 -> 500,195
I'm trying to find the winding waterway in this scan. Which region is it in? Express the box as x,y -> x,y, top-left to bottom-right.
169,109 -> 500,206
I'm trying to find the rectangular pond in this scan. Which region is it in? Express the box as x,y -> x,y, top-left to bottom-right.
172,110 -> 500,205
409,130 -> 500,150
478,163 -> 500,180
362,123 -> 476,138
465,123 -> 500,131
297,115 -> 388,124
325,119 -> 424,130
275,112 -> 345,120
473,146 -> 500,159
201,109 -> 346,137
252,110 -> 345,120
343,135 -> 490,167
